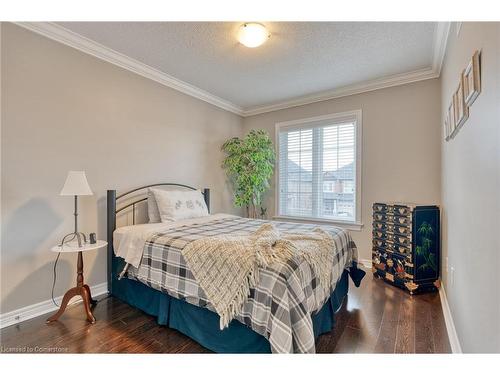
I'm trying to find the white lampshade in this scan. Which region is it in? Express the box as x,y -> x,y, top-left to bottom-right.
60,171 -> 93,196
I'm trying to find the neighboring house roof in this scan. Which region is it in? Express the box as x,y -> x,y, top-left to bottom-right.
286,159 -> 312,180
285,160 -> 354,181
323,162 -> 354,181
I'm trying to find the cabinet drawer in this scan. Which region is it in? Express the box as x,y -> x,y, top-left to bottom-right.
393,215 -> 412,226
373,203 -> 393,214
373,251 -> 414,281
394,235 -> 411,246
393,243 -> 411,256
374,243 -> 396,252
372,250 -> 385,271
373,222 -> 396,233
373,238 -> 399,251
393,225 -> 411,236
373,212 -> 391,222
381,252 -> 407,283
393,205 -> 411,217
372,238 -> 388,249
372,230 -> 388,240
372,238 -> 385,248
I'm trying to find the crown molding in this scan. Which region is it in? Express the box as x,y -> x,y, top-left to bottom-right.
432,22 -> 451,74
14,21 -> 450,118
243,22 -> 451,116
14,22 -> 244,116
241,67 -> 439,116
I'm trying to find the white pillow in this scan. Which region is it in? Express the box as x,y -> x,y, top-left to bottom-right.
151,188 -> 209,222
147,188 -> 161,223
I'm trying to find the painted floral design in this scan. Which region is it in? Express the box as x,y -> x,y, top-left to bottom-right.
415,221 -> 437,273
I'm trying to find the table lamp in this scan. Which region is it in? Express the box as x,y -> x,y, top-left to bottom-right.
59,171 -> 93,247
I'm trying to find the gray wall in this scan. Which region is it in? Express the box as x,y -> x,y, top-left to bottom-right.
3,22 -> 499,354
243,79 -> 442,263
0,23 -> 243,314
440,22 -> 500,352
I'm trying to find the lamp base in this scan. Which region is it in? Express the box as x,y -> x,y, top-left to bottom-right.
60,231 -> 87,247
46,284 -> 97,324
60,195 -> 87,247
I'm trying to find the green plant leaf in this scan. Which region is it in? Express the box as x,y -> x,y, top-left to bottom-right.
428,253 -> 437,272
418,263 -> 429,273
415,246 -> 423,256
221,130 -> 276,212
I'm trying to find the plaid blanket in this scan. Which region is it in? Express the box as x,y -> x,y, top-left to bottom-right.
126,216 -> 359,353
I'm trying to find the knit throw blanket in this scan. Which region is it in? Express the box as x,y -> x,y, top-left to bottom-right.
181,223 -> 336,329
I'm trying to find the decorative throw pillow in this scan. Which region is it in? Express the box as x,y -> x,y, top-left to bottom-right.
147,188 -> 161,223
151,188 -> 209,222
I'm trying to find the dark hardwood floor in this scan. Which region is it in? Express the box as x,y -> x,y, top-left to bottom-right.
0,273 -> 451,353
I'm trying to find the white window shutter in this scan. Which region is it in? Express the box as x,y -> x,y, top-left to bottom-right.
277,111 -> 360,223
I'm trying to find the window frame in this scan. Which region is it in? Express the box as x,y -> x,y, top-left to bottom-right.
274,110 -> 363,231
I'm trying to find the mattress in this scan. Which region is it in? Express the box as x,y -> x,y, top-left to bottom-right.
113,213 -> 236,267
113,215 -> 361,353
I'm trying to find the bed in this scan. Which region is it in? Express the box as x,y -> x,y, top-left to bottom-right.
106,184 -> 365,353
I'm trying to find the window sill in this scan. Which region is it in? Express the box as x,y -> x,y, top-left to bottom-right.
272,216 -> 364,231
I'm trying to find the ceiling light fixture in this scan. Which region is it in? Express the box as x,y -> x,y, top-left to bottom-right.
237,23 -> 269,48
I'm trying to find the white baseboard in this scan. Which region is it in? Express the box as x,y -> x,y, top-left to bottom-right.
1,275 -> 462,353
358,258 -> 372,270
439,284 -> 463,353
0,282 -> 108,329
362,255 -> 461,352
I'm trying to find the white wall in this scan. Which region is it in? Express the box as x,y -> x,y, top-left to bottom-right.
0,23 -> 243,314
243,79 -> 442,263
440,22 -> 500,352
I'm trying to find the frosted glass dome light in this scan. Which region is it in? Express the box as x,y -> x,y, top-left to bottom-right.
237,23 -> 269,48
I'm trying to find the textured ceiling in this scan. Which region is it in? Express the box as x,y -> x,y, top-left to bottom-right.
57,22 -> 436,109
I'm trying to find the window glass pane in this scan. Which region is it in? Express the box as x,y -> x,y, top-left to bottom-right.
280,129 -> 313,217
278,116 -> 358,222
285,192 -> 313,217
321,123 -> 355,221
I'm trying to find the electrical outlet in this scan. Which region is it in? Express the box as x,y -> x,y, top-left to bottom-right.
450,266 -> 455,287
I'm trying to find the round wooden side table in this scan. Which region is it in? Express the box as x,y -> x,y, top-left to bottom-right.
46,240 -> 107,324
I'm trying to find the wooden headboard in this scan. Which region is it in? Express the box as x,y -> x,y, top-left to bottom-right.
106,184 -> 210,293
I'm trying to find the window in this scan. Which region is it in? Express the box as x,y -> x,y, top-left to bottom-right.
276,110 -> 362,225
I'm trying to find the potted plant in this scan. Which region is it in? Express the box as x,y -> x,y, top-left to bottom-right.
221,129 -> 275,218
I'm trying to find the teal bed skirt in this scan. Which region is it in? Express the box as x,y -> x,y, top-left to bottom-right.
111,264 -> 364,353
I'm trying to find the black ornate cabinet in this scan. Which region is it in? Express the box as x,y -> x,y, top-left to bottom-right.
372,203 -> 440,294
